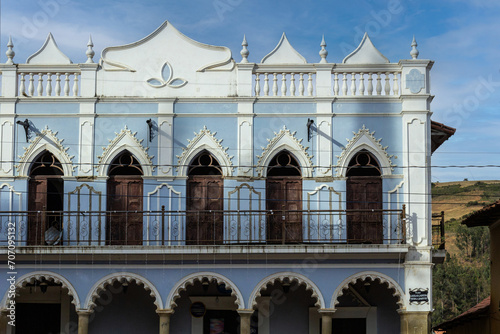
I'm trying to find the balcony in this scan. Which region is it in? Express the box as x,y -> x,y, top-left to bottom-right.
1,208 -> 406,247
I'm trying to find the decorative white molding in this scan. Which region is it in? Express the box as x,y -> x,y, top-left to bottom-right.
0,271 -> 80,309
261,33 -> 307,64
0,121 -> 14,175
343,33 -> 389,64
79,120 -> 94,175
166,272 -> 244,310
16,127 -> 75,177
146,61 -> 188,88
97,126 -> 154,177
146,183 -> 182,245
237,119 -> 253,176
101,20 -> 233,72
307,184 -> 341,211
256,126 -> 313,178
84,272 -> 163,311
26,33 -> 72,64
248,272 -> 325,309
331,271 -> 405,310
176,126 -> 233,177
336,125 -> 395,177
158,119 -> 173,175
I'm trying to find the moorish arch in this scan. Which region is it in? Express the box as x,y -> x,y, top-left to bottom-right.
16,128 -> 75,177
336,125 -> 395,177
256,126 -> 313,178
176,126 -> 234,177
83,272 -> 163,311
248,272 -> 325,309
0,271 -> 81,309
166,272 -> 245,310
330,270 -> 405,310
97,126 -> 154,177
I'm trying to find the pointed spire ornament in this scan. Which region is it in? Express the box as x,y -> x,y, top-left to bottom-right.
6,36 -> 15,65
319,35 -> 328,63
410,35 -> 419,60
86,35 -> 95,63
240,35 -> 249,63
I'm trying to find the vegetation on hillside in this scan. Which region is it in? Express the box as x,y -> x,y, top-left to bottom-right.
431,181 -> 499,326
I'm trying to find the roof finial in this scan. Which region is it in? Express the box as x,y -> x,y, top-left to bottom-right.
410,35 -> 419,60
86,35 -> 95,63
6,36 -> 15,65
319,35 -> 328,63
240,35 -> 249,63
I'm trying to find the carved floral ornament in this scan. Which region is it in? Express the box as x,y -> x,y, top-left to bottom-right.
147,61 -> 187,88
335,125 -> 395,177
97,126 -> 154,177
16,127 -> 75,177
176,126 -> 234,177
256,126 -> 313,178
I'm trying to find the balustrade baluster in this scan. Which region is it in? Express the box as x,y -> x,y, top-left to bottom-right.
376,72 -> 382,95
350,72 -> 356,96
367,73 -> 373,96
359,73 -> 365,95
333,73 -> 339,96
384,72 -> 391,95
46,73 -> 52,96
73,73 -> 79,96
290,73 -> 295,96
307,73 -> 313,96
393,72 -> 399,95
299,73 -> 305,96
28,73 -> 34,96
263,73 -> 269,96
281,72 -> 287,96
342,73 -> 348,96
255,75 -> 261,96
64,73 -> 70,96
19,73 -> 26,96
55,73 -> 61,96
272,73 -> 278,96
37,73 -> 44,96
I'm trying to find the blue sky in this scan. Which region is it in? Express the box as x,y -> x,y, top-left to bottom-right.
1,0 -> 500,182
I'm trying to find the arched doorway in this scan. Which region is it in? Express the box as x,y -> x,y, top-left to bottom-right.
346,150 -> 382,244
266,150 -> 302,243
106,151 -> 143,245
186,151 -> 223,245
28,151 -> 64,245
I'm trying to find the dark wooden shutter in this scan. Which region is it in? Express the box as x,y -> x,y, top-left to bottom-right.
27,178 -> 48,245
346,176 -> 382,243
186,175 -> 223,245
266,177 -> 302,243
106,176 -> 143,245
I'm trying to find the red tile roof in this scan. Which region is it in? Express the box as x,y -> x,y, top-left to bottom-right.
463,200 -> 500,227
433,296 -> 490,331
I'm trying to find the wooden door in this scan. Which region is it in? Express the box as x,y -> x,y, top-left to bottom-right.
27,178 -> 48,245
346,176 -> 383,243
106,176 -> 143,245
186,175 -> 223,245
266,177 -> 302,243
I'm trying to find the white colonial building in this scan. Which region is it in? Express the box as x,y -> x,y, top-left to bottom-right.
0,21 -> 454,334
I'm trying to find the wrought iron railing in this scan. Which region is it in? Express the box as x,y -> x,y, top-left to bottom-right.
0,208 -> 406,246
432,211 -> 445,250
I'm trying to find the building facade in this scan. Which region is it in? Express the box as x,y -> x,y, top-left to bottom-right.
0,21 -> 453,334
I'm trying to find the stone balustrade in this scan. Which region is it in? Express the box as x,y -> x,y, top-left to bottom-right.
17,68 -> 81,97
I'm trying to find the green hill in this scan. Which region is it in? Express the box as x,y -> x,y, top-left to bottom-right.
431,180 -> 499,326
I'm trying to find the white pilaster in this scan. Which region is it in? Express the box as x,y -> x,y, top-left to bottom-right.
237,98 -> 255,177
78,102 -> 96,176
316,99 -> 333,177
158,100 -> 175,176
